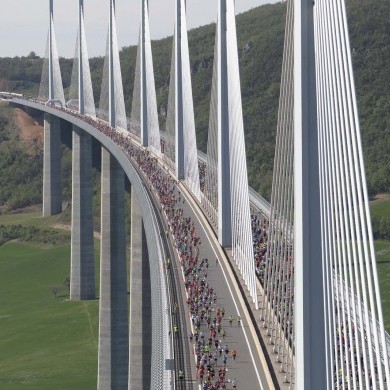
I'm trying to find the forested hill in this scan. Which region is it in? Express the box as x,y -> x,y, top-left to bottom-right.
0,0 -> 389,199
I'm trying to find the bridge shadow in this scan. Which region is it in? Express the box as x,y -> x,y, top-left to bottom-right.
378,260 -> 390,264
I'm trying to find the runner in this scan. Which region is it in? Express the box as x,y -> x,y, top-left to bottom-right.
232,349 -> 237,361
223,353 -> 228,366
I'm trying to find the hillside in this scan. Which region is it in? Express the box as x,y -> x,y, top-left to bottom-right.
0,102 -> 43,211
0,0 -> 389,199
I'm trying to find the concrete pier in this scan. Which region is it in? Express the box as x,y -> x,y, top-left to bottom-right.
43,113 -> 62,216
98,147 -> 129,390
128,194 -> 151,389
70,126 -> 95,300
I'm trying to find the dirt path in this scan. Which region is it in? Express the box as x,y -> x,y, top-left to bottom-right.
371,193 -> 390,202
52,223 -> 101,239
14,108 -> 43,154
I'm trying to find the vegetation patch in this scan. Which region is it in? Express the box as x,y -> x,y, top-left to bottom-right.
371,195 -> 390,240
0,224 -> 70,246
0,103 -> 43,211
371,195 -> 390,218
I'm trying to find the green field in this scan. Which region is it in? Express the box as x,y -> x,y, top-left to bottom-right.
0,214 -> 100,390
0,211 -> 60,227
371,195 -> 390,219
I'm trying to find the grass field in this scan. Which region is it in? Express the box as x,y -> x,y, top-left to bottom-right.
0,213 -> 100,390
370,194 -> 390,218
0,211 -> 59,228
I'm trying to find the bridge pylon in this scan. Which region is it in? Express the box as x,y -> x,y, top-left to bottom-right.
164,0 -> 201,198
98,147 -> 128,390
49,0 -> 54,102
42,113 -> 62,216
70,126 -> 95,301
69,0 -> 96,302
78,0 -> 85,115
202,0 -> 258,307
133,0 -> 161,153
216,0 -> 232,248
262,0 -> 390,388
294,0 -> 326,388
68,0 -> 96,117
98,0 -> 127,130
39,0 -> 65,106
174,0 -> 185,181
108,0 -> 117,129
41,1 -> 64,217
97,2 -> 129,389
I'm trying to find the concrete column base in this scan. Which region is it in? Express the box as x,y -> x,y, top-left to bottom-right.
70,126 -> 95,300
98,147 -> 129,390
43,113 -> 62,216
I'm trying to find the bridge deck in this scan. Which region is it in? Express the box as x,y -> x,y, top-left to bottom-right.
171,181 -> 272,389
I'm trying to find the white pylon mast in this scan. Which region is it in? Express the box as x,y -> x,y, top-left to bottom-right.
217,0 -> 232,247
175,0 -> 184,179
140,0 -> 148,146
49,0 -> 54,101
109,0 -> 116,128
78,0 -> 85,115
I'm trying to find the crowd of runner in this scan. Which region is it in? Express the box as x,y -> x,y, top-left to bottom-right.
251,214 -> 268,281
133,150 -> 240,389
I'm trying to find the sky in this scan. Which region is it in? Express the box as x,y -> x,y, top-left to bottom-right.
0,0 -> 278,58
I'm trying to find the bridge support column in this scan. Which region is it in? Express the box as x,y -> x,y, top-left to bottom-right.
43,113 -> 62,216
128,193 -> 151,389
98,147 -> 128,390
70,126 -> 95,300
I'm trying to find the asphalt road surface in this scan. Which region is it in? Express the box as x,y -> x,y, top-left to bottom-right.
164,180 -> 272,390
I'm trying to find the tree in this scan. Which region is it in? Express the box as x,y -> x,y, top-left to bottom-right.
27,51 -> 38,59
64,277 -> 70,292
49,286 -> 63,298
